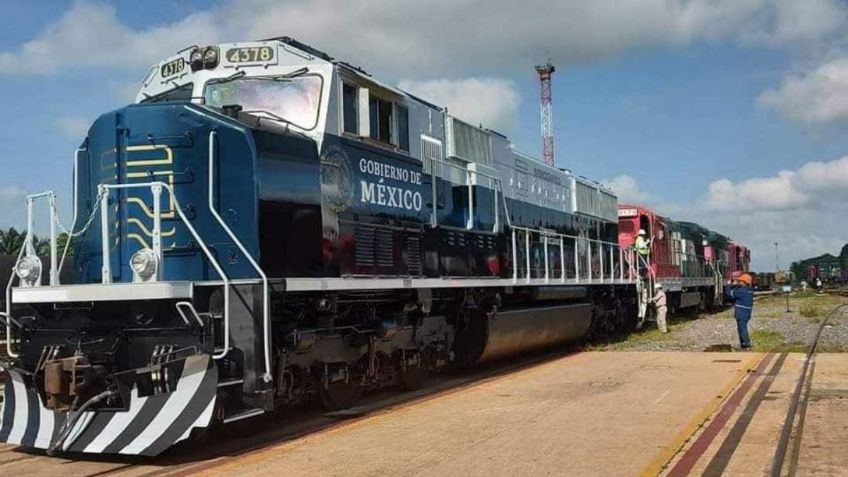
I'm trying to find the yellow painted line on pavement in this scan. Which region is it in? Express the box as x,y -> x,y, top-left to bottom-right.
638,352 -> 765,477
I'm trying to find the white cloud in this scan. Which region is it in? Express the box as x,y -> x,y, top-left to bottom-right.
0,2 -> 217,75
2,0 -> 846,77
397,78 -> 519,133
705,172 -> 808,211
54,115 -> 91,138
602,175 -> 655,204
759,58 -> 848,124
705,155 -> 848,211
693,154 -> 848,269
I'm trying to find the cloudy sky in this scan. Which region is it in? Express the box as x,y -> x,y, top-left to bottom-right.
1,0 -> 847,270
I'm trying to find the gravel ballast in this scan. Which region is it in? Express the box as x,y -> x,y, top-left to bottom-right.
589,291 -> 848,352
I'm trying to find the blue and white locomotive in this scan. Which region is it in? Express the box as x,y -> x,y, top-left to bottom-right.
0,38 -> 638,456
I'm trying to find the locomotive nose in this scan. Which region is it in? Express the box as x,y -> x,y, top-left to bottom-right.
76,102 -> 261,284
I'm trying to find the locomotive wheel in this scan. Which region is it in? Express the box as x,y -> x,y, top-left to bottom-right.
397,366 -> 428,391
316,379 -> 362,411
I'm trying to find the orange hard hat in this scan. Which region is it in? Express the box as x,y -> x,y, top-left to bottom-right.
738,273 -> 752,285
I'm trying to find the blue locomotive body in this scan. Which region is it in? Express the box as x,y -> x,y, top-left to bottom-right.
1,38 -> 637,457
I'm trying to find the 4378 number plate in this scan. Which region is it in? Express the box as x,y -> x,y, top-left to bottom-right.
225,46 -> 275,64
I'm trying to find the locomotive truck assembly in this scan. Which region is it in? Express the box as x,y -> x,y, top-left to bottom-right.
0,37 -> 748,456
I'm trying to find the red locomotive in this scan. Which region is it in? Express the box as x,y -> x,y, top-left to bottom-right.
618,204 -> 748,315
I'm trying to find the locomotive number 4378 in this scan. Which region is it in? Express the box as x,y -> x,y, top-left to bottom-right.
226,46 -> 274,63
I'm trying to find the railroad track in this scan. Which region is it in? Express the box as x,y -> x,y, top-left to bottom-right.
769,302 -> 848,477
0,344 -> 582,476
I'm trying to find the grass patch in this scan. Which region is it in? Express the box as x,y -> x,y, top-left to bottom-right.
799,303 -> 822,318
751,330 -> 807,353
585,324 -> 676,351
751,330 -> 784,350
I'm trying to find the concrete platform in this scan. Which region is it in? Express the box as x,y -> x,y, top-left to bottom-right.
197,352 -> 805,477
3,351 -> 847,476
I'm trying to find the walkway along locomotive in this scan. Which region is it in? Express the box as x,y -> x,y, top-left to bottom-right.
1,38 -> 686,456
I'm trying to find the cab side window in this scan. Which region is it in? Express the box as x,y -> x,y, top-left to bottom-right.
342,83 -> 358,134
370,95 -> 393,143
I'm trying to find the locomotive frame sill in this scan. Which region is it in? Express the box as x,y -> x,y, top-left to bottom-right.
11,282 -> 194,304
281,277 -> 637,292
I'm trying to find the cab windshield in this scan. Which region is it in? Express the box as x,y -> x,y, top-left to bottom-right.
203,75 -> 322,130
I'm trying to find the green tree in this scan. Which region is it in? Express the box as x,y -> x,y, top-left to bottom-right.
0,227 -> 67,256
0,227 -> 27,255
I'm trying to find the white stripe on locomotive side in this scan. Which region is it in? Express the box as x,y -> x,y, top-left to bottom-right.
63,412 -> 95,451
83,388 -> 148,454
33,401 -> 55,448
119,356 -> 208,454
6,372 -> 30,445
175,395 -> 215,444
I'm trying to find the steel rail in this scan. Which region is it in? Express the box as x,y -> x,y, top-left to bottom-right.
769,301 -> 848,477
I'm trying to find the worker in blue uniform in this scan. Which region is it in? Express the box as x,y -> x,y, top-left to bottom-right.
725,273 -> 754,349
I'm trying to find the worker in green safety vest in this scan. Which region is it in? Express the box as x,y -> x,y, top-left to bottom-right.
635,229 -> 650,276
635,229 -> 650,256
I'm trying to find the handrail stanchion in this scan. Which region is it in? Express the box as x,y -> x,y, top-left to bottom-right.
609,245 -> 614,283
48,194 -> 58,286
574,237 -> 580,284
151,183 -> 163,279
525,230 -> 531,283
620,248 -> 624,281
100,185 -> 111,284
465,169 -> 474,230
512,228 -> 517,282
544,234 -> 549,283
430,156 -> 438,227
587,242 -> 593,283
4,244 -> 25,358
599,242 -> 604,283
58,148 -> 84,277
560,236 -> 565,284
208,132 -> 272,381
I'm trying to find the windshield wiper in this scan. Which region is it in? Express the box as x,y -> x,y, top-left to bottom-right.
240,109 -> 294,131
246,67 -> 310,84
207,70 -> 247,86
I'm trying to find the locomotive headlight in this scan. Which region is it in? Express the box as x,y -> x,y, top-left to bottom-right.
203,47 -> 219,65
15,256 -> 41,284
189,48 -> 203,64
130,249 -> 158,280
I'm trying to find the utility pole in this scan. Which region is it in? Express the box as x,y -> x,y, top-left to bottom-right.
774,242 -> 779,272
535,62 -> 556,166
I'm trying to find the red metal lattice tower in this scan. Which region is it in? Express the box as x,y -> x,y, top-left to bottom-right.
535,62 -> 556,166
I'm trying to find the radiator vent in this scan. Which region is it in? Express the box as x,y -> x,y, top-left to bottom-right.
406,236 -> 422,275
376,228 -> 395,267
355,226 -> 375,266
446,116 -> 492,166
573,179 -> 618,223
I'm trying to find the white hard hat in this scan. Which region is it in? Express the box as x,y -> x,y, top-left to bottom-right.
638,229 -> 646,235
654,283 -> 663,289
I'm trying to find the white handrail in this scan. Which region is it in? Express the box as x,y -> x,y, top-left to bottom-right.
57,148 -> 85,278
99,181 -> 232,360
208,131 -> 272,382
4,243 -> 26,358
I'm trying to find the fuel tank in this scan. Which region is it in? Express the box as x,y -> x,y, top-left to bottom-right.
454,303 -> 592,365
